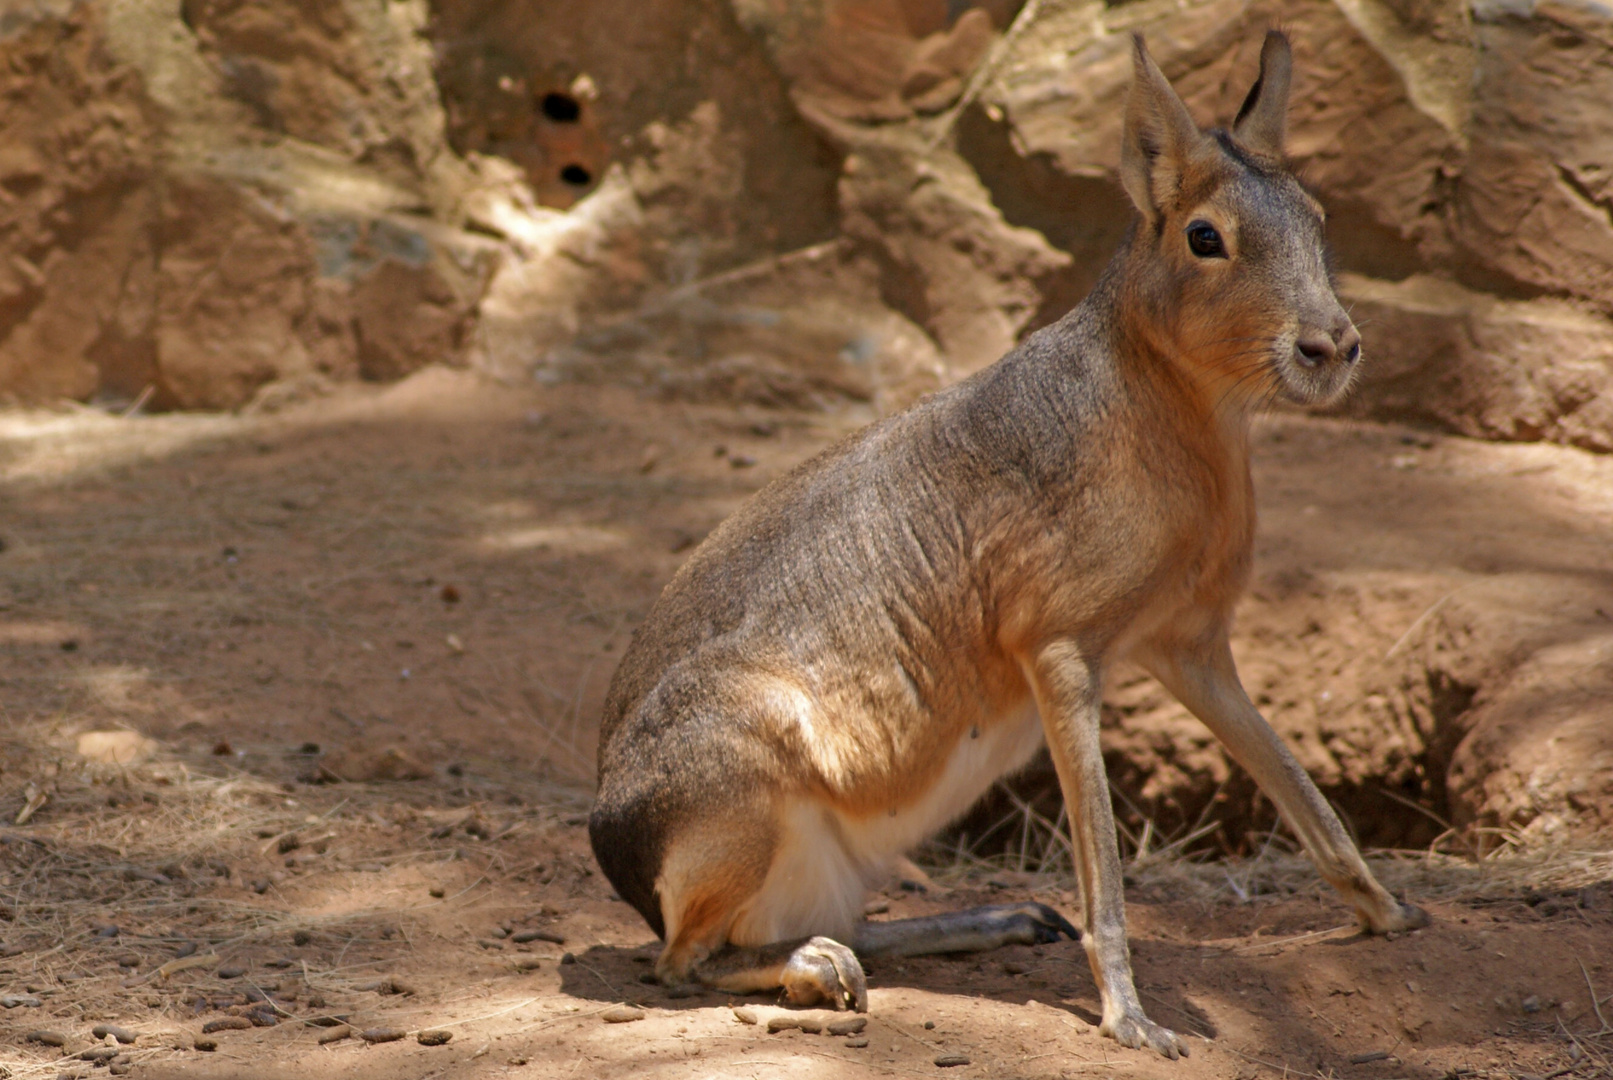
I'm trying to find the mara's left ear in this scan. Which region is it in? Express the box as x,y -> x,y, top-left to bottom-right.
1232,30 -> 1292,157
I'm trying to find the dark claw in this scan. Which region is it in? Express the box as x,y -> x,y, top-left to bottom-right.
1028,902 -> 1081,943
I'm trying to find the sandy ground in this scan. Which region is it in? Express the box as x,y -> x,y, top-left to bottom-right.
2,369 -> 1612,1080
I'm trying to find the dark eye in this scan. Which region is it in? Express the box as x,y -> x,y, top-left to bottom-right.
1186,221 -> 1225,259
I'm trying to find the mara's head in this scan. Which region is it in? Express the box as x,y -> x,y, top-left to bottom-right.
1117,31 -> 1358,407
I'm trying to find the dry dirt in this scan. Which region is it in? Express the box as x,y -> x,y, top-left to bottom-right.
2,368 -> 1612,1080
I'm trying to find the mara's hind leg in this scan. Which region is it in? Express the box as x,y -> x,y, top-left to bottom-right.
654,798 -> 871,1011
854,902 -> 1078,959
686,937 -> 868,1011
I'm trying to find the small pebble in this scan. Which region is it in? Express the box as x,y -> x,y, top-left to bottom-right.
514,957 -> 542,972
935,1054 -> 971,1067
601,1005 -> 644,1024
827,1017 -> 866,1036
202,1017 -> 252,1033
218,965 -> 247,979
317,1025 -> 352,1045
845,1036 -> 870,1048
510,930 -> 565,945
768,1015 -> 823,1034
417,1029 -> 453,1046
1349,1051 -> 1391,1064
923,1020 -> 936,1030
428,887 -> 445,899
360,1027 -> 407,1044
26,1030 -> 67,1047
80,1047 -> 119,1063
292,930 -> 312,947
732,1006 -> 758,1025
560,952 -> 576,965
194,1037 -> 218,1052
1522,994 -> 1542,1014
1003,961 -> 1028,976
92,1024 -> 137,1044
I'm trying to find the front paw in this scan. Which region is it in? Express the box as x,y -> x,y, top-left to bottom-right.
781,937 -> 868,1013
1103,1012 -> 1189,1060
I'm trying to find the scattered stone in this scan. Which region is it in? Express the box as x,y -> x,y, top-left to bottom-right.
292,930 -> 312,946
935,1054 -> 971,1067
360,1027 -> 407,1043
560,952 -> 576,965
317,1025 -> 352,1045
319,744 -> 432,783
732,1006 -> 759,1025
923,1020 -> 936,1030
174,941 -> 199,959
218,965 -> 247,979
768,1015 -> 824,1034
429,887 -> 445,899
201,1017 -> 253,1033
92,1024 -> 137,1044
510,929 -> 566,945
1522,995 -> 1542,1013
25,1030 -> 66,1046
417,1029 -> 453,1046
1349,1051 -> 1391,1064
846,1036 -> 870,1048
601,1005 -> 645,1024
194,1037 -> 218,1052
357,977 -> 417,996
307,1014 -> 350,1027
94,925 -> 120,939
76,730 -> 158,766
514,957 -> 543,972
80,1047 -> 120,1062
1,994 -> 42,1008
827,1017 -> 867,1036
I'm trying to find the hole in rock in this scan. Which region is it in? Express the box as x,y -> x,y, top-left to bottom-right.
541,92 -> 582,123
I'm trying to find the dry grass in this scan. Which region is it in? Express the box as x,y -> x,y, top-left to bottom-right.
917,778 -> 1613,907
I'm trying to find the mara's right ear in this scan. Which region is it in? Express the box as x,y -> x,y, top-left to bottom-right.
1119,35 -> 1203,224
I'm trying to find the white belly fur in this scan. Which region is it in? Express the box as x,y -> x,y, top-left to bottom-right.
838,700 -> 1048,865
730,701 -> 1047,945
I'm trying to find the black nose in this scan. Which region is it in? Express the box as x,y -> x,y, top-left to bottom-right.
1294,334 -> 1335,368
1337,325 -> 1361,365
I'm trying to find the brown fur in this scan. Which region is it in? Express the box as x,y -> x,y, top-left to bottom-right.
590,31 -> 1422,1059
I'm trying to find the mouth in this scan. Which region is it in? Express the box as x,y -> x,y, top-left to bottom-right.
1271,340 -> 1359,406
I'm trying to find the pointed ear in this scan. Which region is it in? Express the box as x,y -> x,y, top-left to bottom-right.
1232,30 -> 1292,157
1119,34 -> 1204,222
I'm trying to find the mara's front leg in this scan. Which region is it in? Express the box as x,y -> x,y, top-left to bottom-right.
1144,634 -> 1428,934
1026,641 -> 1188,1060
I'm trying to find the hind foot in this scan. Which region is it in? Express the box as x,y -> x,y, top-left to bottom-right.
1104,1010 -> 1189,1060
995,902 -> 1080,945
781,936 -> 867,1012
